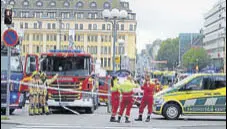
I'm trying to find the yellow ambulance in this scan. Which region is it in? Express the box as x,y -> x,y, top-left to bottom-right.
153,73 -> 226,120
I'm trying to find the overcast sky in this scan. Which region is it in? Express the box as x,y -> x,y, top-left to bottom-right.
127,0 -> 218,53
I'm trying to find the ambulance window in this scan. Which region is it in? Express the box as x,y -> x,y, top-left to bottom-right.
185,77 -> 203,91
209,76 -> 226,90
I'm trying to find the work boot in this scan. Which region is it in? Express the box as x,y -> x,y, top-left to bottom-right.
125,116 -> 131,123
110,116 -> 117,122
145,115 -> 151,122
135,115 -> 143,121
29,106 -> 34,116
117,116 -> 121,123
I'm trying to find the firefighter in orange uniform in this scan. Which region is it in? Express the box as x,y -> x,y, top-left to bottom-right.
135,75 -> 156,122
117,75 -> 138,123
110,75 -> 120,122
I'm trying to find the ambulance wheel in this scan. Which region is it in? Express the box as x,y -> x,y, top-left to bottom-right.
163,103 -> 181,120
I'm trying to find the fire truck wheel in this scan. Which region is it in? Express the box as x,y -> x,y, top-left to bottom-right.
1,108 -> 15,115
86,107 -> 94,114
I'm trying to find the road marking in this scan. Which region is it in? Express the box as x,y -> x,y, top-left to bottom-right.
13,125 -> 176,129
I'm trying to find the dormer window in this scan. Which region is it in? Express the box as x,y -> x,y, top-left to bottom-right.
104,2 -> 111,9
64,1 -> 70,7
36,1 -> 43,7
23,0 -> 29,6
50,1 -> 56,7
9,0 -> 15,5
90,2 -> 97,8
76,1 -> 83,8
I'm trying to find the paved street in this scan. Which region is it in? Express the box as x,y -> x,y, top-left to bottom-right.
1,105 -> 226,129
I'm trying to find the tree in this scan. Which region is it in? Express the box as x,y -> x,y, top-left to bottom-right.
156,38 -> 179,69
183,47 -> 210,71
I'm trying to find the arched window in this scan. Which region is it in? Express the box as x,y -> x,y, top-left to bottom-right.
103,2 -> 111,9
90,2 -> 97,9
22,0 -> 29,7
76,1 -> 83,8
64,1 -> 70,7
36,1 -> 43,7
49,1 -> 56,7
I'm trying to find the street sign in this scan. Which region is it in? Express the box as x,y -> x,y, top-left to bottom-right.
3,29 -> 19,47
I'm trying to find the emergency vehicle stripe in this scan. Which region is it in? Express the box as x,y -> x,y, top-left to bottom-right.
215,97 -> 226,105
194,98 -> 206,106
183,99 -> 196,107
204,98 -> 218,106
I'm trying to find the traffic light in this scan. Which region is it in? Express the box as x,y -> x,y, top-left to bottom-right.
4,8 -> 12,25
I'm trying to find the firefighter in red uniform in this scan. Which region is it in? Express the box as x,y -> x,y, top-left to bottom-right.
117,75 -> 138,123
110,75 -> 120,122
135,75 -> 156,122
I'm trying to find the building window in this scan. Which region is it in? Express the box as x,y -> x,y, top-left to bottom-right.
88,24 -> 92,30
49,1 -> 56,7
64,1 -> 70,7
109,35 -> 112,42
21,11 -> 29,18
121,24 -> 124,31
47,34 -> 49,41
75,12 -> 84,19
104,47 -> 108,54
47,23 -> 51,29
103,2 -> 111,9
34,23 -> 37,29
23,0 -> 29,7
76,1 -> 84,8
130,24 -> 133,31
36,46 -> 39,53
61,23 -> 65,29
108,47 -> 111,54
80,24 -> 83,30
88,13 -> 97,19
108,58 -> 111,67
47,12 -> 56,18
25,23 -> 28,29
93,24 -> 97,30
75,24 -> 78,30
107,24 -> 111,30
62,12 -> 70,19
101,58 -> 104,67
104,58 -> 107,67
66,23 -> 70,29
34,12 -> 42,18
36,0 -> 43,7
102,24 -> 106,30
90,2 -> 97,9
52,23 -> 56,29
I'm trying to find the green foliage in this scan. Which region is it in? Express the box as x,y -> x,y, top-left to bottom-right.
156,38 -> 179,69
182,47 -> 210,69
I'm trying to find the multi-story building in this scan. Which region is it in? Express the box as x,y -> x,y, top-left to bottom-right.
203,0 -> 226,69
1,0 -> 137,72
179,33 -> 203,64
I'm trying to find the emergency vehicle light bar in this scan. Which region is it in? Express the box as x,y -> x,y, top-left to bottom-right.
49,49 -> 82,53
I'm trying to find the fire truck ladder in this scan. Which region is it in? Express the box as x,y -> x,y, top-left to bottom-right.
56,79 -> 79,115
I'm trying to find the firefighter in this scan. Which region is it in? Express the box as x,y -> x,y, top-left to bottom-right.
29,71 -> 42,115
117,75 -> 138,123
40,71 -> 58,115
135,75 -> 156,122
110,75 -> 120,122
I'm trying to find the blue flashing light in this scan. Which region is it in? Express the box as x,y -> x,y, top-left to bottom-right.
11,93 -> 17,100
49,49 -> 82,53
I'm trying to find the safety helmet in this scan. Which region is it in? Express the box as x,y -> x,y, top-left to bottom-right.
32,71 -> 40,78
40,71 -> 46,78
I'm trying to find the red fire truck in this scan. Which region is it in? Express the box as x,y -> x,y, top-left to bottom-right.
22,50 -> 99,113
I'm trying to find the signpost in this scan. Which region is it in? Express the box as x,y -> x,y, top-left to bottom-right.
2,28 -> 18,116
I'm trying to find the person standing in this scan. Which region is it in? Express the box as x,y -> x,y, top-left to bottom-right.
40,71 -> 58,115
135,75 -> 156,122
118,75 -> 138,123
110,76 -> 120,122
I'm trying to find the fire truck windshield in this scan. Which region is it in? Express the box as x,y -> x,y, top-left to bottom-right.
40,56 -> 91,76
1,55 -> 23,72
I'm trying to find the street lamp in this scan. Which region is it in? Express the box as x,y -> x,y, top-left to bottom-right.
102,9 -> 128,72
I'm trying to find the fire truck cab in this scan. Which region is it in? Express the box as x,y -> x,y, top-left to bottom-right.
22,49 -> 99,113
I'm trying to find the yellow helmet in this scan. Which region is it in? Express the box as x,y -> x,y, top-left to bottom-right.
40,72 -> 46,78
32,71 -> 40,78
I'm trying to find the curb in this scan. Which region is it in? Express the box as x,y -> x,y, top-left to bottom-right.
1,120 -> 22,125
